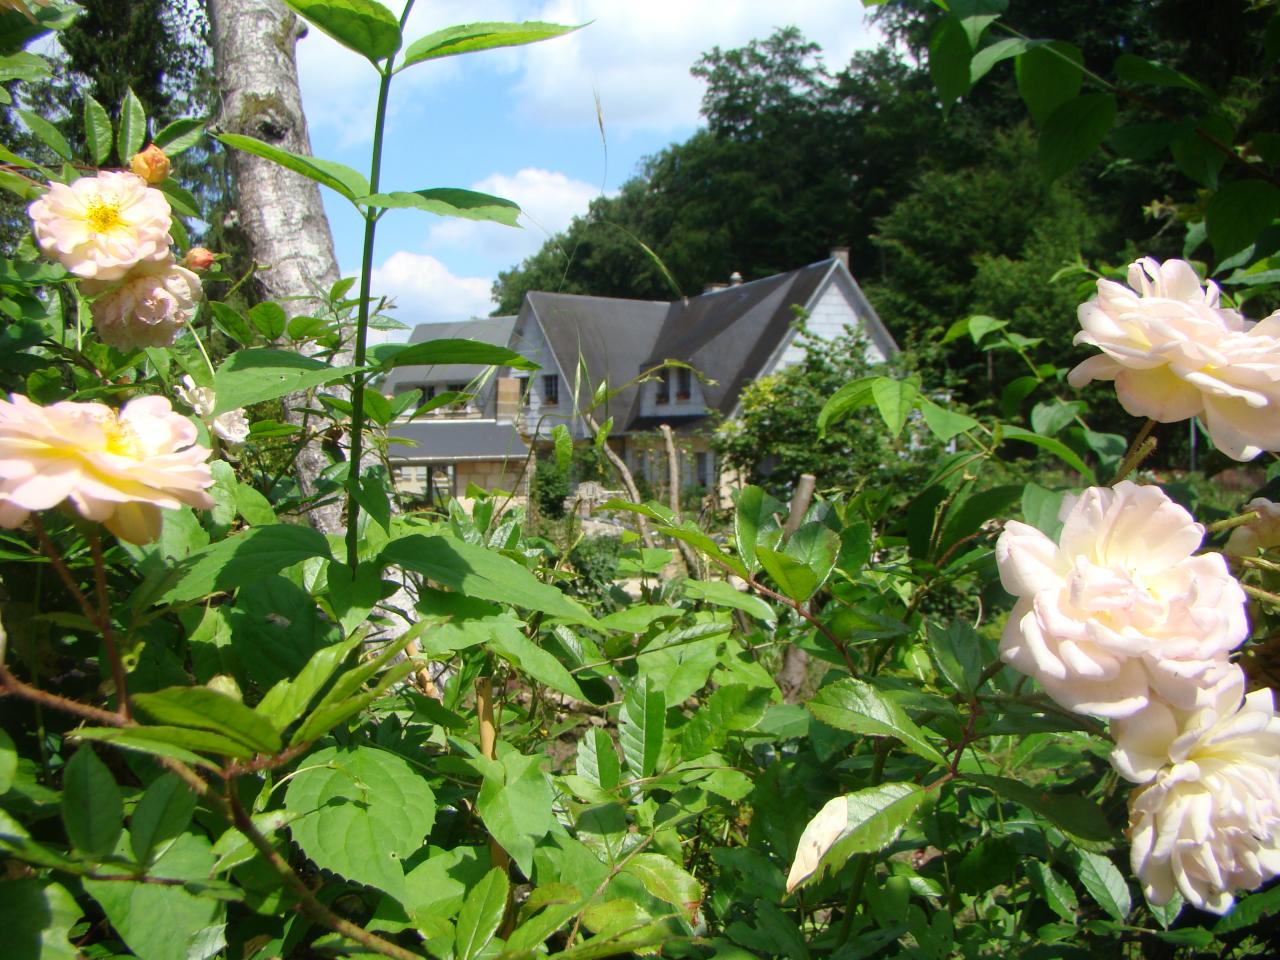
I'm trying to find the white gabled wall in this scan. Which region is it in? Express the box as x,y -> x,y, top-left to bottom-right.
637,369 -> 707,419
511,311 -> 565,437
771,270 -> 887,374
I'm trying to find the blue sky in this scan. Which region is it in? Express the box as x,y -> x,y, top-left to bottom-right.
294,0 -> 881,329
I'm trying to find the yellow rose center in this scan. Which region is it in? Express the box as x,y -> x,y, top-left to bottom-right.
84,197 -> 125,235
101,416 -> 142,458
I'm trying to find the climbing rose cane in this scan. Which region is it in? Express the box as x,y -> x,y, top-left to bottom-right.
28,170 -> 172,280
1068,257 -> 1280,461
995,482 -> 1247,718
0,394 -> 214,544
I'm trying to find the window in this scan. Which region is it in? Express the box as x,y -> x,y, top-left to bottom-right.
542,374 -> 560,406
675,367 -> 692,401
696,451 -> 713,488
655,369 -> 671,405
517,377 -> 532,407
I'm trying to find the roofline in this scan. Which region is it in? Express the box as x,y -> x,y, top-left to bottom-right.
391,453 -> 529,464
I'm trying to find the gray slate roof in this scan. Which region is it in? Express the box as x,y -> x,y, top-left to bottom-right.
387,419 -> 529,463
382,316 -> 516,393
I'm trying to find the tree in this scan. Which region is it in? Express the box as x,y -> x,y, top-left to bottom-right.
207,0 -> 346,533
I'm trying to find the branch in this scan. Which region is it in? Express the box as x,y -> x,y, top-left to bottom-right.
659,424 -> 702,579
582,411 -> 656,548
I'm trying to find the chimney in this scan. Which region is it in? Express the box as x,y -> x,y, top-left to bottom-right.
830,246 -> 850,270
729,271 -> 743,285
495,377 -> 520,422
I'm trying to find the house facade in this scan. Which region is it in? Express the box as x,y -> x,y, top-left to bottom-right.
384,252 -> 896,502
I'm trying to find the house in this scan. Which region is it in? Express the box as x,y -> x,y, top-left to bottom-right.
385,250 -> 896,501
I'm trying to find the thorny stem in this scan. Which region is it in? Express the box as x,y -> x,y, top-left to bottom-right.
1242,582 -> 1280,608
32,518 -> 129,719
0,663 -> 126,728
1113,418 -> 1157,484
747,576 -> 858,676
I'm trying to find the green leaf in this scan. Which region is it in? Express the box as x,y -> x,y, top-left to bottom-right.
216,133 -> 370,201
84,835 -> 221,960
83,95 -> 111,166
475,750 -> 553,876
925,621 -> 988,696
17,108 -> 70,160
73,726 -> 235,768
928,16 -> 971,113
1000,425 -> 1096,482
116,87 -> 146,160
208,301 -> 254,345
455,868 -> 509,960
62,747 -> 123,858
289,661 -> 414,746
130,773 -> 197,864
733,484 -> 784,576
1114,53 -> 1205,94
918,398 -> 978,441
282,0 -> 402,62
0,51 -> 50,85
597,604 -> 681,633
756,545 -> 821,603
132,687 -> 283,755
784,522 -> 840,590
1072,849 -> 1131,921
816,377 -> 877,436
619,678 -> 665,778
357,187 -> 520,225
785,783 -> 925,892
808,678 -> 946,766
0,879 -> 81,960
1207,179 -> 1280,261
1027,861 -> 1078,921
285,745 -> 437,902
965,774 -> 1113,842
970,37 -> 1034,83
369,337 -> 537,370
552,423 -> 573,470
1038,93 -> 1117,180
248,301 -> 287,340
937,483 -> 1022,558
255,633 -> 363,729
1021,482 -> 1066,539
622,853 -> 701,919
0,729 -> 14,793
489,625 -> 586,700
1215,882 -> 1280,933
381,533 -> 598,627
682,578 -> 776,624
871,377 -> 919,437
1016,41 -> 1083,126
679,684 -> 771,757
400,20 -> 580,69
159,523 -> 333,604
212,346 -> 358,414
152,117 -> 204,155
576,728 -> 621,790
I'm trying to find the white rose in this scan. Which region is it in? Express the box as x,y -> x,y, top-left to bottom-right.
211,408 -> 250,446
1121,671 -> 1280,914
996,482 -> 1248,718
1225,498 -> 1280,557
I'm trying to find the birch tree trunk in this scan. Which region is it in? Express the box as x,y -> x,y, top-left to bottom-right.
206,0 -> 346,534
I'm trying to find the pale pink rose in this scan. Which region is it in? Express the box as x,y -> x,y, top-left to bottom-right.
211,409 -> 250,446
1068,258 -> 1280,461
174,375 -> 215,418
1225,498 -> 1280,557
0,394 -> 214,544
81,258 -> 202,350
1120,670 -> 1280,914
996,482 -> 1248,718
28,171 -> 171,280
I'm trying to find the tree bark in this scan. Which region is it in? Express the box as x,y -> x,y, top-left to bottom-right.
206,0 -> 346,534
659,423 -> 702,579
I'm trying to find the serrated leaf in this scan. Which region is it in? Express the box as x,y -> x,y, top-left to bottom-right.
1072,849 -> 1131,921
83,95 -> 111,166
212,346 -> 358,414
152,117 -> 204,155
130,773 -> 197,864
73,726 -> 233,768
808,678 -> 947,765
357,187 -> 520,225
965,774 -> 1113,842
1114,53 -> 1205,94
285,745 -> 436,902
925,621 -> 988,696
1016,41 -> 1083,126
132,687 -> 282,754
400,20 -> 580,69
62,747 -> 123,858
681,578 -> 776,624
816,377 -> 877,436
476,750 -> 553,876
282,0 -> 402,62
369,337 -> 537,370
1039,93 -> 1117,180
577,728 -> 621,790
786,783 -> 925,892
455,868 -> 509,960
929,16 -> 971,113
970,37 -> 1034,83
623,854 -> 701,919
619,678 -> 665,779
918,398 -> 978,441
1000,425 -> 1096,482
216,132 -> 369,201
0,879 -> 80,960
17,107 -> 70,160
254,634 -> 363,730
733,484 -> 784,576
871,377 -> 920,437
756,545 -> 819,603
116,87 -> 146,160
158,523 -> 333,604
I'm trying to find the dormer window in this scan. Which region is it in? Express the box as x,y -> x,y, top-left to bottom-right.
543,374 -> 559,406
655,369 -> 671,405
675,367 -> 692,401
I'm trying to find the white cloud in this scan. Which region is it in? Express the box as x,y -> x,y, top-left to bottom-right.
368,252 -> 496,329
294,0 -> 880,142
423,167 -> 602,266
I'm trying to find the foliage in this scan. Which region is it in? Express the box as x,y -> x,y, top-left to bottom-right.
531,455 -> 571,519
0,4 -> 1279,960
